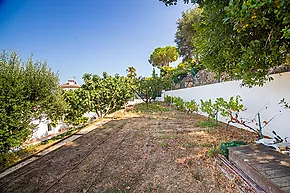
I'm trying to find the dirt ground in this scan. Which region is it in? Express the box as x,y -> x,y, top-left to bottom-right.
0,107 -> 257,193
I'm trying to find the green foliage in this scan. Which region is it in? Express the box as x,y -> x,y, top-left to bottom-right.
185,99 -> 198,113
82,72 -> 135,118
200,96 -> 244,122
148,46 -> 178,68
200,99 -> 217,119
134,102 -> 169,113
224,0 -> 290,86
136,75 -> 168,104
0,152 -> 20,169
164,95 -> 173,105
216,96 -> 244,119
198,120 -> 218,128
207,147 -> 220,158
175,7 -> 202,62
165,96 -> 198,113
159,0 -> 199,6
173,97 -> 185,110
63,89 -> 89,125
0,51 -> 66,156
126,66 -> 137,79
161,60 -> 197,83
161,0 -> 290,87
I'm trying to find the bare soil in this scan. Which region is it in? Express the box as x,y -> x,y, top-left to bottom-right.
0,108 -> 257,193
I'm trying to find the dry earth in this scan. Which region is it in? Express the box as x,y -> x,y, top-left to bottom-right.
0,107 -> 257,193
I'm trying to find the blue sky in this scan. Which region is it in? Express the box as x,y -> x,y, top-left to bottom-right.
0,0 -> 192,84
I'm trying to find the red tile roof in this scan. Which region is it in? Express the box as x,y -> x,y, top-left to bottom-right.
59,84 -> 81,89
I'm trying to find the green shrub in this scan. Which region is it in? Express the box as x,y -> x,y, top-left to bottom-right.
198,120 -> 219,128
200,99 -> 217,119
173,97 -> 185,110
0,152 -> 20,169
164,95 -> 173,105
185,99 -> 198,113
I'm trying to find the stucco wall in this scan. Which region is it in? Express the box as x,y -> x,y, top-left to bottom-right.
165,72 -> 290,140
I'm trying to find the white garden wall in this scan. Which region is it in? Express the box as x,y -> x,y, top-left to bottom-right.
165,72 -> 290,140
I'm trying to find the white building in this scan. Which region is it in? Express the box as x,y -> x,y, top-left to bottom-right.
59,79 -> 81,91
29,79 -> 81,141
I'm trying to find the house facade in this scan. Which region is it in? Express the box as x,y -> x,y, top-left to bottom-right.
59,79 -> 81,91
30,79 -> 81,141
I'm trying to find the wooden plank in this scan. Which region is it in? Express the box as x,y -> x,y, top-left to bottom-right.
262,169 -> 290,179
229,150 -> 283,193
229,144 -> 290,193
271,176 -> 290,189
281,186 -> 290,192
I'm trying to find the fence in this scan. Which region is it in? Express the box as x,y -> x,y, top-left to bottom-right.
164,72 -> 290,140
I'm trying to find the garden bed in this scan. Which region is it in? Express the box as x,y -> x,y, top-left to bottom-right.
0,103 -> 258,192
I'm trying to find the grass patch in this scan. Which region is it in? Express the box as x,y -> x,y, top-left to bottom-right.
183,141 -> 198,148
200,143 -> 213,148
207,147 -> 220,158
158,130 -> 165,134
134,102 -> 169,113
159,142 -> 169,148
205,128 -> 217,133
198,120 -> 219,128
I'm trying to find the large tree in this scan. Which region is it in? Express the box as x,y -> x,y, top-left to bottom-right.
148,46 -> 178,68
160,0 -> 290,87
82,72 -> 135,118
136,76 -> 169,104
0,51 -> 66,156
175,7 -> 202,62
224,0 -> 290,86
63,89 -> 89,125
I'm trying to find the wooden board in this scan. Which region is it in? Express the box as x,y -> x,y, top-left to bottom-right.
229,144 -> 290,193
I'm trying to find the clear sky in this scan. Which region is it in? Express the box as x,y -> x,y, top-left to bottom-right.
0,0 -> 192,84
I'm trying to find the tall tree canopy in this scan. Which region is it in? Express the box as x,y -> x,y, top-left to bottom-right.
149,46 -> 178,68
136,72 -> 169,103
81,72 -> 135,118
161,0 -> 290,87
0,51 -> 66,155
63,89 -> 89,125
175,7 -> 202,62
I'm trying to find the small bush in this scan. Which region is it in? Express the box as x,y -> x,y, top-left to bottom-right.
0,152 -> 20,169
164,95 -> 173,105
185,99 -> 198,113
173,97 -> 185,110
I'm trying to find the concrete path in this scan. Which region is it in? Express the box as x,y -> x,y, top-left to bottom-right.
0,120 -> 109,180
